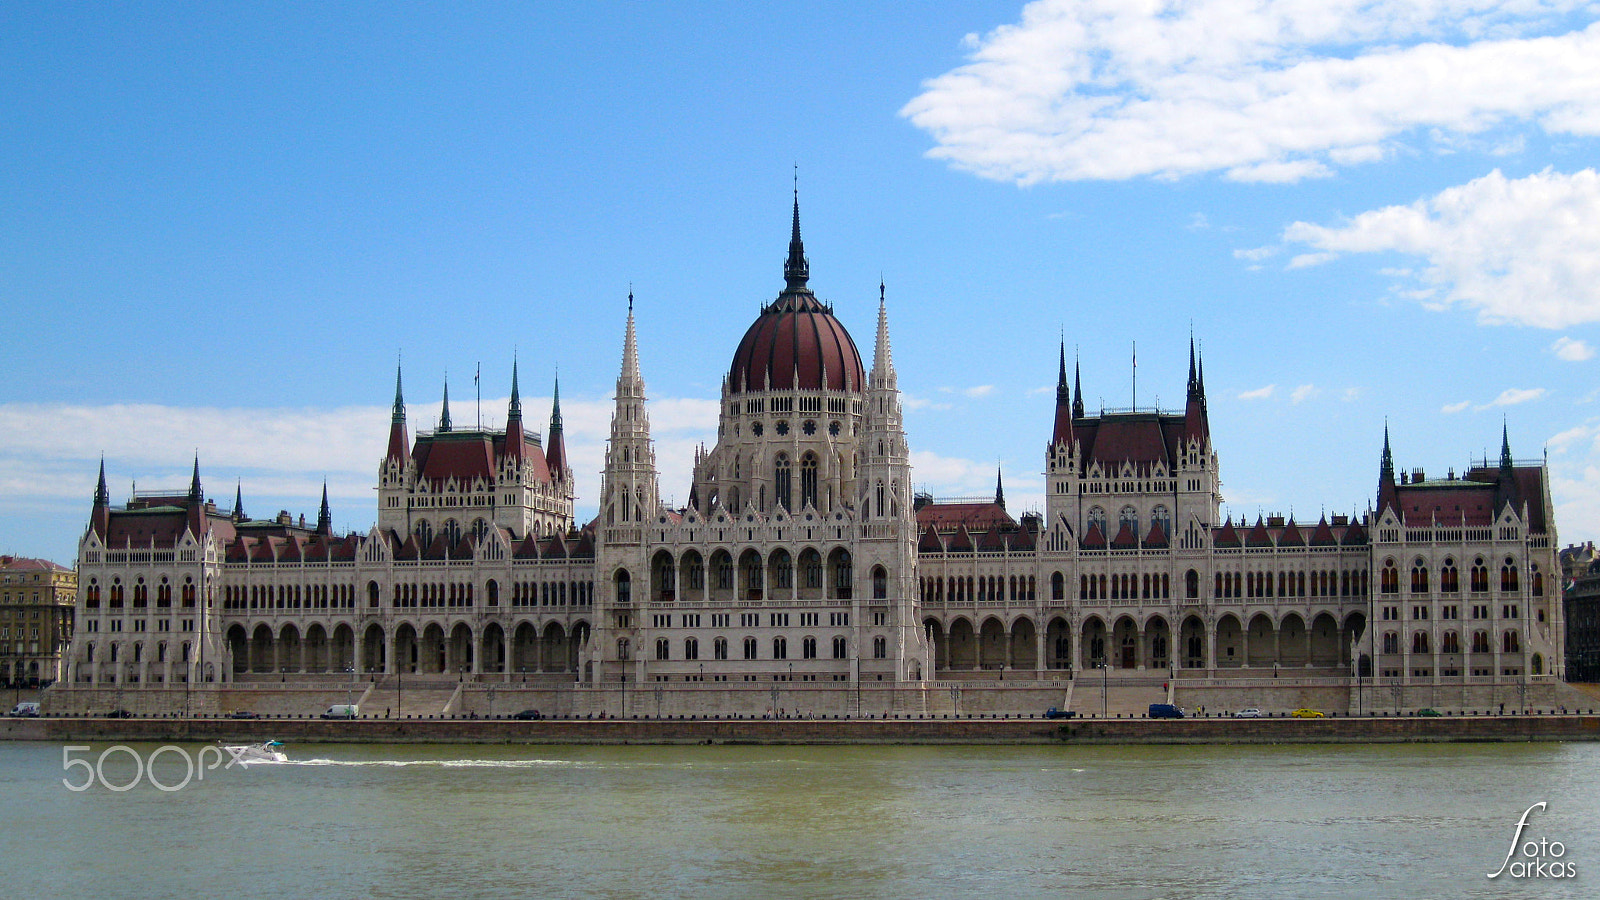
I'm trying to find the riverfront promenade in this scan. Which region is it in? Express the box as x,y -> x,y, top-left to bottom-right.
4,713 -> 1598,745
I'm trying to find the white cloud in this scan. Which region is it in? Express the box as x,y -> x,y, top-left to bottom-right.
1342,387 -> 1363,402
902,394 -> 953,412
1238,384 -> 1276,400
963,385 -> 996,398
1442,400 -> 1471,413
1477,387 -> 1547,409
0,396 -> 720,531
1553,336 -> 1596,361
1283,168 -> 1600,328
901,1 -> 1600,184
1188,212 -> 1210,230
1290,384 -> 1318,404
1234,245 -> 1277,263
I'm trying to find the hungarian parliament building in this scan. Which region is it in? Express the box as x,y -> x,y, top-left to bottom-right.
63,200 -> 1567,712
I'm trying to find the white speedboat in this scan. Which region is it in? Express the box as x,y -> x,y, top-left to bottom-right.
221,740 -> 288,764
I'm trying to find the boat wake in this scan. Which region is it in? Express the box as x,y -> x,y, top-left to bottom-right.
283,758 -> 596,769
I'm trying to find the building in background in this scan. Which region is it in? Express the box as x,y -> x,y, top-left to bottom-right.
1560,542 -> 1600,683
1,555 -> 76,686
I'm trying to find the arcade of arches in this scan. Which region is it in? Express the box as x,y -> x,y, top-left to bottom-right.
922,611 -> 1365,673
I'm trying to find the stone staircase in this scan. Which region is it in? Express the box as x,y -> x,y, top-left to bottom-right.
360,678 -> 462,718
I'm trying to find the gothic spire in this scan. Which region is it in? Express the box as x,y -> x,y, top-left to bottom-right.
871,279 -> 895,389
508,357 -> 523,422
1052,342 -> 1075,446
1072,354 -> 1085,419
94,457 -> 109,506
620,292 -> 642,389
995,466 -> 1006,511
1500,419 -> 1514,473
392,362 -> 406,425
546,373 -> 567,480
317,482 -> 332,535
1381,422 -> 1394,480
188,454 -> 202,503
1187,334 -> 1199,397
233,481 -> 245,521
439,377 -> 452,433
1057,340 -> 1069,404
783,184 -> 810,292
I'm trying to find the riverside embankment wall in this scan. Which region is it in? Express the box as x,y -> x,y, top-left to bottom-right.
4,715 -> 1598,745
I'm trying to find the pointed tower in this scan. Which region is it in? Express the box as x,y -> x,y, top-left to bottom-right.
546,374 -> 567,481
505,359 -> 525,463
995,466 -> 1006,511
783,187 -> 809,292
1052,341 -> 1075,446
600,293 -> 659,533
233,481 -> 245,522
861,280 -> 911,522
1377,423 -> 1398,517
1496,421 -> 1521,517
1183,336 -> 1211,446
91,458 -> 111,538
317,482 -> 332,535
438,377 -> 452,433
1072,355 -> 1085,419
188,455 -> 203,503
387,363 -> 411,466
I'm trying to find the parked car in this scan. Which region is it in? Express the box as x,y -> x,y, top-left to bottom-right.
103,709 -> 133,719
1043,707 -> 1076,719
8,701 -> 41,717
228,710 -> 261,719
321,704 -> 359,719
1148,703 -> 1185,719
1291,708 -> 1325,718
512,709 -> 544,720
1233,708 -> 1263,718
1417,708 -> 1442,717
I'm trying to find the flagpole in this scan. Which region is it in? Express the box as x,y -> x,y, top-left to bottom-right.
475,363 -> 481,429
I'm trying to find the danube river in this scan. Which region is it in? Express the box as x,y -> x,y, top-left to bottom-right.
1,740 -> 1593,899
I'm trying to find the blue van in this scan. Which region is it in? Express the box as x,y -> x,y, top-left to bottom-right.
1148,703 -> 1184,719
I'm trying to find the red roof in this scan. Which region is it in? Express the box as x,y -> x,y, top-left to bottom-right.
915,502 -> 1017,533
1072,413 -> 1185,472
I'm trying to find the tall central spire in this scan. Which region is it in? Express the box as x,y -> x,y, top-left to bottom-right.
392,363 -> 406,425
439,377 -> 452,433
783,183 -> 809,292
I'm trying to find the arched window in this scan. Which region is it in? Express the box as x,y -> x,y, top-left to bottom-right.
873,636 -> 887,659
1410,559 -> 1429,593
414,519 -> 434,546
1471,558 -> 1489,593
800,453 -> 819,509
1118,506 -> 1138,535
1412,631 -> 1430,654
1472,630 -> 1490,653
714,637 -> 728,660
1382,632 -> 1399,654
617,638 -> 631,660
1087,507 -> 1106,534
1151,505 -> 1170,538
1531,566 -> 1544,596
802,637 -> 817,659
1185,569 -> 1199,599
1051,572 -> 1064,600
614,569 -> 631,604
774,453 -> 792,510
743,637 -> 758,660
832,636 -> 847,659
1381,561 -> 1399,595
442,519 -> 461,546
1442,631 -> 1460,654
655,638 -> 669,660
1501,559 -> 1519,592
684,638 -> 699,661
773,636 -> 788,660
1440,558 -> 1459,593
872,566 -> 888,600
1502,630 -> 1520,653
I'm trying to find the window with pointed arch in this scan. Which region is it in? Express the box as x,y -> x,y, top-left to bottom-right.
1442,631 -> 1460,654
1440,558 -> 1459,593
617,638 -> 630,660
1151,505 -> 1170,538
1410,559 -> 1429,593
1531,565 -> 1543,596
472,518 -> 489,542
1185,569 -> 1199,599
802,637 -> 817,659
415,519 -> 434,546
1502,630 -> 1520,653
1051,571 -> 1065,601
774,453 -> 792,510
832,636 -> 847,659
800,452 -> 819,509
684,638 -> 699,661
1501,558 -> 1519,592
873,636 -> 888,659
1469,558 -> 1487,592
714,637 -> 728,660
1380,559 -> 1399,595
1382,632 -> 1399,654
872,566 -> 888,600
1119,506 -> 1138,536
1087,506 -> 1107,534
1412,631 -> 1430,654
773,636 -> 788,660
442,519 -> 462,546
655,637 -> 669,660
743,637 -> 758,660
1472,630 -> 1491,653
614,569 -> 631,604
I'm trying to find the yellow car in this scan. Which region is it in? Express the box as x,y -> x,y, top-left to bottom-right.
1291,708 -> 1325,718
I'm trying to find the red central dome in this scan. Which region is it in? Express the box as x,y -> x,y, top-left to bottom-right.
727,197 -> 864,394
728,291 -> 865,394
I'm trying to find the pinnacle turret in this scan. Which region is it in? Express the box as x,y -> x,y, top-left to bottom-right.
783,187 -> 810,292
439,377 -> 452,433
188,455 -> 202,503
317,482 -> 332,535
94,457 -> 109,506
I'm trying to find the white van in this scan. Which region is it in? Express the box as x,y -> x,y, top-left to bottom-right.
321,704 -> 359,719
8,701 -> 41,717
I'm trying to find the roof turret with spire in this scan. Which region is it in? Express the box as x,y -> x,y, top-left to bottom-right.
1377,423 -> 1398,516
1052,340 -> 1075,446
505,358 -> 526,462
546,374 -> 567,481
438,377 -> 452,433
386,362 -> 411,465
317,482 -> 332,535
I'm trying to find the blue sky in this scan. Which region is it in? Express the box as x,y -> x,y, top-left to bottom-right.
6,1 -> 1600,563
